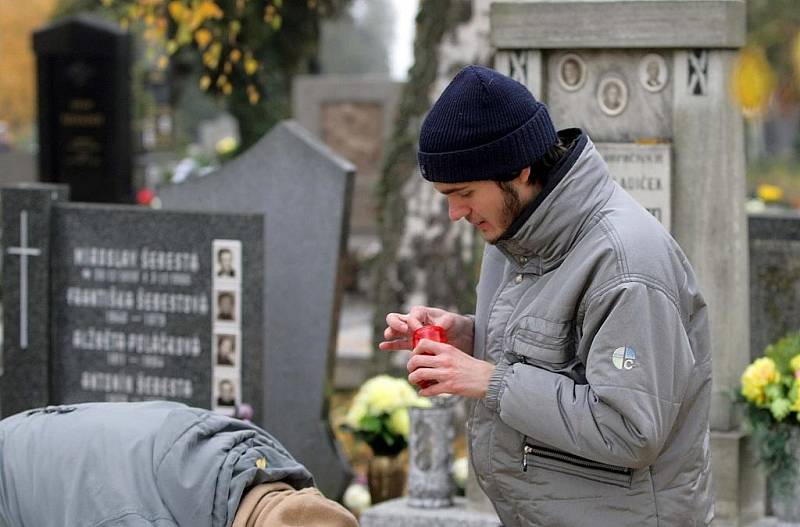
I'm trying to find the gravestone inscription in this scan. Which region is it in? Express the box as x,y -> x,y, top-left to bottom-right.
1,185 -> 263,422
596,143 -> 672,229
34,15 -> 132,203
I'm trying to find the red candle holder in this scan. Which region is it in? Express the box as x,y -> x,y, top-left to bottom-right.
412,325 -> 447,390
412,325 -> 447,348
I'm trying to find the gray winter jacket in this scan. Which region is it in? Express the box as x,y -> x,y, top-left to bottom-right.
0,401 -> 313,527
469,131 -> 714,526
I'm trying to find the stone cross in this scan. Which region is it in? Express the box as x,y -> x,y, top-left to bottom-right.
6,211 -> 42,350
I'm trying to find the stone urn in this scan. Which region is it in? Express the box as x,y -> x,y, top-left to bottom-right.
407,395 -> 458,508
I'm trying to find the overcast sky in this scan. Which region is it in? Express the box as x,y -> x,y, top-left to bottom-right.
389,0 -> 419,80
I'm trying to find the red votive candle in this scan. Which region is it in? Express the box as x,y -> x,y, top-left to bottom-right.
412,325 -> 447,390
412,325 -> 447,348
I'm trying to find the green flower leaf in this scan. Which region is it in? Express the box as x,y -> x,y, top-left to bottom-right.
766,383 -> 785,401
771,398 -> 792,421
359,415 -> 382,433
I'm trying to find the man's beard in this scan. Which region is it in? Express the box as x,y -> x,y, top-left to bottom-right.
486,181 -> 526,244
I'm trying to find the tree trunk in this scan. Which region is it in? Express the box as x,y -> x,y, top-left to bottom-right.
371,0 -> 490,375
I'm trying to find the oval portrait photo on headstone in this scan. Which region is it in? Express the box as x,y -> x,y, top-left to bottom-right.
557,53 -> 587,92
597,75 -> 628,117
639,53 -> 669,93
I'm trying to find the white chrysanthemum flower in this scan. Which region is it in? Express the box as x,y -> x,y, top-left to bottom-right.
452,457 -> 469,489
343,483 -> 371,512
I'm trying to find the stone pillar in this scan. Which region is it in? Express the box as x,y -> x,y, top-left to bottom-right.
491,1 -> 757,524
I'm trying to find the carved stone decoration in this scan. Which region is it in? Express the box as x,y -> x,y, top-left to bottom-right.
407,396 -> 458,508
638,53 -> 668,93
557,53 -> 587,92
688,49 -> 709,96
597,74 -> 629,116
495,50 -> 542,96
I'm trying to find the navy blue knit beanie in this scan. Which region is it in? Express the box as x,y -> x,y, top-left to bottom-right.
418,65 -> 557,183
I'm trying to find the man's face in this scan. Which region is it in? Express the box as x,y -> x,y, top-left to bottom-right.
563,60 -> 579,85
219,250 -> 233,271
433,169 -> 538,244
219,295 -> 234,315
605,84 -> 620,106
220,337 -> 233,357
220,381 -> 234,400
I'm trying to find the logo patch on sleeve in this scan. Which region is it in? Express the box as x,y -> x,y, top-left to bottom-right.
612,346 -> 636,370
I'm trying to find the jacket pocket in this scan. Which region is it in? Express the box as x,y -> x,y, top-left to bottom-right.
510,317 -> 574,366
523,443 -> 633,489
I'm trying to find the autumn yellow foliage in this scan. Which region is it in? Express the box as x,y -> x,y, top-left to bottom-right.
730,46 -> 775,119
0,0 -> 57,139
99,0 -> 280,105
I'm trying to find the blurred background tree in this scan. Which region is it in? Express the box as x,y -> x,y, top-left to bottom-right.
370,0 -> 489,375
747,0 -> 800,88
738,0 -> 800,208
54,0 -> 351,150
0,1 -> 58,145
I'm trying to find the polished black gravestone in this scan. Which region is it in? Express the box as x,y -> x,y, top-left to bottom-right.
34,15 -> 132,203
1,184 -> 263,422
157,120 -> 355,500
749,212 -> 800,360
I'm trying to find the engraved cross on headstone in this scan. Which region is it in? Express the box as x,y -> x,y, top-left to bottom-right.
688,50 -> 709,96
7,211 -> 41,350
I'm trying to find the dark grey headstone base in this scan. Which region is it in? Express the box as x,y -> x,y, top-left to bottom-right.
360,497 -> 501,527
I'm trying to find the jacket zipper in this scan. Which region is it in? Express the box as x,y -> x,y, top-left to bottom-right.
522,444 -> 632,476
522,445 -> 533,472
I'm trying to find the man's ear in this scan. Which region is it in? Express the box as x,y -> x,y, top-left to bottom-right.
514,166 -> 532,184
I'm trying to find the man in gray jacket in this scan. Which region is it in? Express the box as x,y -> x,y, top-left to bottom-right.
0,401 -> 357,527
382,65 -> 714,526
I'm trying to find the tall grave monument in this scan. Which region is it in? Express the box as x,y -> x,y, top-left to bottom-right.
492,1 -> 757,524
34,15 -> 133,203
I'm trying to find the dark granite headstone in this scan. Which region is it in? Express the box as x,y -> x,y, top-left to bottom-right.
34,15 -> 132,203
157,120 -> 355,500
1,184 -> 68,412
2,185 -> 263,423
749,212 -> 800,360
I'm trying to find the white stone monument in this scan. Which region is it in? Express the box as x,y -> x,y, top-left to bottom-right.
492,1 -> 760,525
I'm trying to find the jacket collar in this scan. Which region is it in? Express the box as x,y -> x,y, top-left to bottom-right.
495,131 -> 616,274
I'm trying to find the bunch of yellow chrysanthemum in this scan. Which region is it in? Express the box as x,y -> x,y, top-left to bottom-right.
343,375 -> 430,456
739,333 -> 800,497
741,357 -> 781,406
741,332 -> 800,422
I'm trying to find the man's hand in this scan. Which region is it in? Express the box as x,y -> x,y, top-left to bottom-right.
407,339 -> 495,399
380,306 -> 475,356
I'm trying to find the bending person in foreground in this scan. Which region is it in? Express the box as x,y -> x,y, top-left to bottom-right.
0,401 -> 358,527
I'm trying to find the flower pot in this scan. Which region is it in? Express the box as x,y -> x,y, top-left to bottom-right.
367,454 -> 406,504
